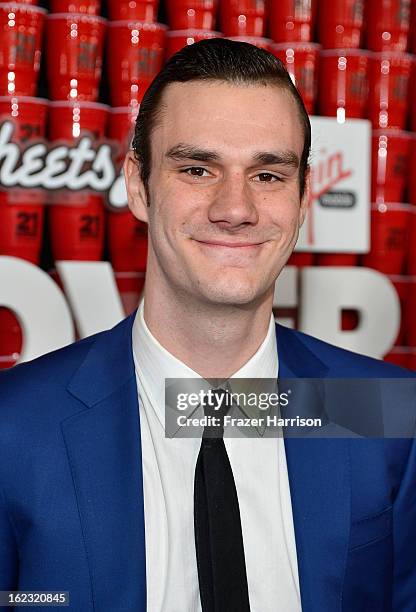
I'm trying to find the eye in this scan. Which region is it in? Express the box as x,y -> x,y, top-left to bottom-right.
253,172 -> 282,183
180,167 -> 210,177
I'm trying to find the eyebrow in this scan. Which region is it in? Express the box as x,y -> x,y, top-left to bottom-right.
165,143 -> 300,168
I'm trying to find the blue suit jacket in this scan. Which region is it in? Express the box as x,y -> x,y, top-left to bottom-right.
0,311 -> 415,611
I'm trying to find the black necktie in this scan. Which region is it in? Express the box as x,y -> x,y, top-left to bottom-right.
193,388 -> 251,611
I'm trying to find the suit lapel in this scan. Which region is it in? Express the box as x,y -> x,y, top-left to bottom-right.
277,324 -> 351,612
61,313 -> 147,611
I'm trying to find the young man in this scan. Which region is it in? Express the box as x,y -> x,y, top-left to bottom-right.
0,40 -> 415,611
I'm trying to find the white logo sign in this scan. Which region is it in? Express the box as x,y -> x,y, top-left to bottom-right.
296,116 -> 371,253
0,120 -> 127,209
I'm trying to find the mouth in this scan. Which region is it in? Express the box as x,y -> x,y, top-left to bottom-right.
194,239 -> 265,249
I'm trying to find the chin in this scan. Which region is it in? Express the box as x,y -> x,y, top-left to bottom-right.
197,283 -> 263,306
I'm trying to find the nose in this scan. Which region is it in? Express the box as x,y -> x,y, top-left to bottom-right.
207,171 -> 259,229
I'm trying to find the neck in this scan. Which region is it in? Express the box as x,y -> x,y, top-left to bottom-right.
142,280 -> 274,379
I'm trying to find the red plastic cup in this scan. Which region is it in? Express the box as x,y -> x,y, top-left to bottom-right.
367,51 -> 413,129
371,129 -> 412,204
48,101 -> 109,261
115,271 -> 146,315
388,274 -> 409,345
0,307 -> 22,370
408,207 -> 416,274
0,192 -> 44,264
267,0 -> 316,43
48,194 -> 105,261
226,35 -> 273,51
166,0 -> 217,30
48,100 -> 108,140
384,347 -> 410,367
0,3 -> 46,96
45,13 -> 106,102
271,43 -> 320,114
366,0 -> 411,52
317,0 -> 365,49
166,29 -> 223,60
50,0 -> 101,13
318,49 -> 370,120
361,202 -> 410,274
220,0 -> 265,37
404,275 -> 416,345
0,96 -> 47,264
316,253 -> 358,266
107,0 -> 159,21
107,21 -> 167,107
0,95 -> 48,140
108,211 -> 148,272
287,252 -> 314,266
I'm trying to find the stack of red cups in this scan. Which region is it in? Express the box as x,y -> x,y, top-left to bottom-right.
0,2 -> 46,97
105,1 -> 166,310
0,3 -> 47,264
267,0 -> 319,268
106,1 -> 166,107
269,0 -> 319,118
48,101 -> 108,261
313,0 -> 367,238
0,97 -> 48,265
316,0 -> 368,122
45,1 -> 108,263
356,0 -> 415,365
46,3 -> 106,101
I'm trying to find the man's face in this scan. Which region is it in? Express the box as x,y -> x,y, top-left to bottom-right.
125,80 -> 309,307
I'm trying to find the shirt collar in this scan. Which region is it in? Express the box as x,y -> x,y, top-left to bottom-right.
132,298 -> 279,434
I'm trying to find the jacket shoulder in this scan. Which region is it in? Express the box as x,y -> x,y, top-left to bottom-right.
1,331 -> 99,389
0,314 -> 133,421
0,312 -> 135,387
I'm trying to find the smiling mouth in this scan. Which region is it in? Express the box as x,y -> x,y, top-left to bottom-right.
194,240 -> 264,248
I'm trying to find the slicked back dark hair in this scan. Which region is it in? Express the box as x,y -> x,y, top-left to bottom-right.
132,38 -> 311,204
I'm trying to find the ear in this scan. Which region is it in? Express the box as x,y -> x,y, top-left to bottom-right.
299,165 -> 311,228
123,150 -> 149,223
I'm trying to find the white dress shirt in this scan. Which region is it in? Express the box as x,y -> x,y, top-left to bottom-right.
132,299 -> 301,611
